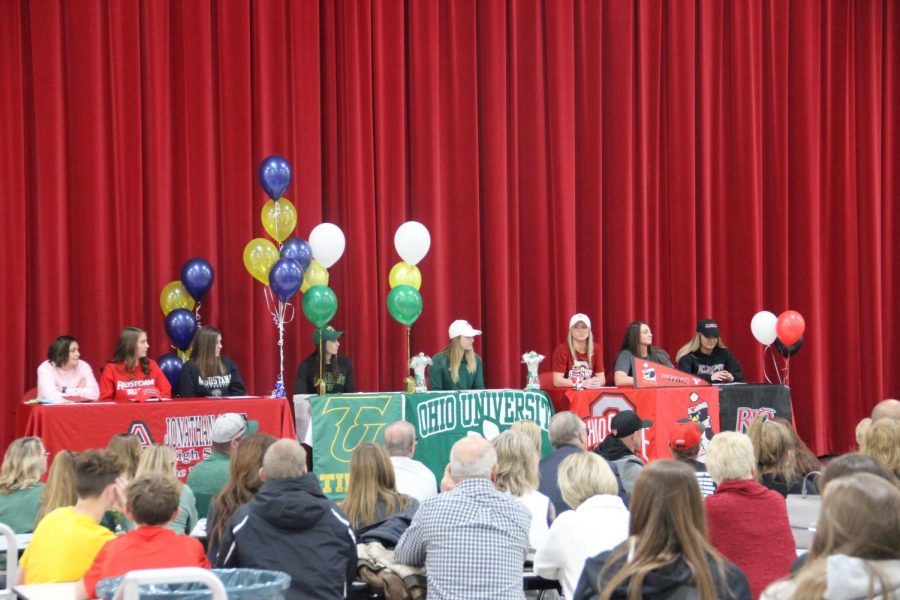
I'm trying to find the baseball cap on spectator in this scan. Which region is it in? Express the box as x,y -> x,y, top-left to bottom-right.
211,413 -> 259,443
611,410 -> 653,438
697,319 -> 721,338
668,420 -> 702,451
569,313 -> 591,330
448,320 -> 481,339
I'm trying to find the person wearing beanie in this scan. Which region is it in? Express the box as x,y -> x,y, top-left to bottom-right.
294,326 -> 356,395
551,313 -> 605,389
675,319 -> 743,383
593,410 -> 652,500
429,320 -> 485,391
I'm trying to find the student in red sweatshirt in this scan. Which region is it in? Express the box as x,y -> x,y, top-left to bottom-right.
99,326 -> 171,401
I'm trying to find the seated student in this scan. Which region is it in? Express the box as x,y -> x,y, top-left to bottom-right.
551,313 -> 606,389
135,445 -> 198,535
429,320 -> 485,391
99,326 -> 171,401
747,416 -> 818,497
0,437 -> 48,533
340,442 -> 418,535
612,321 -> 673,386
75,474 -> 210,600
18,450 -> 123,584
36,336 -> 100,402
178,326 -> 246,397
294,326 -> 356,395
187,413 -> 255,518
675,319 -> 743,383
33,449 -> 77,527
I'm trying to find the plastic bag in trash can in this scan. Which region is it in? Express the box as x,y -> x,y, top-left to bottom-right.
95,568 -> 291,599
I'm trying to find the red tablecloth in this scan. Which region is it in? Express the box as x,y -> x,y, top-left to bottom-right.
17,397 -> 296,480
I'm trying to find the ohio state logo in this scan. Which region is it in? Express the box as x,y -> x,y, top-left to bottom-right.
583,393 -> 635,449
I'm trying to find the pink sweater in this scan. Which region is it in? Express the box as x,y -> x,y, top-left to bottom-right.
36,360 -> 100,401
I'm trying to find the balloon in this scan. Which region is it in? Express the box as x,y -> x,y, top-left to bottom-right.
268,258 -> 304,302
388,261 -> 422,290
160,281 -> 195,315
258,155 -> 292,200
750,310 -> 778,346
180,257 -> 214,301
776,310 -> 806,346
309,223 -> 345,268
280,237 -> 313,270
261,198 -> 297,243
165,308 -> 198,351
394,221 -> 431,266
299,259 -> 329,293
301,285 -> 338,328
774,336 -> 804,358
243,238 -> 279,285
387,285 -> 423,326
157,353 -> 184,391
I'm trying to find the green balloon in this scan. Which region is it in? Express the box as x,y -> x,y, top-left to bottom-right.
302,285 -> 338,328
387,285 -> 423,326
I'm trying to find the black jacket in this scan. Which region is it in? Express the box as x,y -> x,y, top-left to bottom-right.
294,353 -> 355,395
677,347 -> 743,383
215,475 -> 358,600
178,357 -> 246,397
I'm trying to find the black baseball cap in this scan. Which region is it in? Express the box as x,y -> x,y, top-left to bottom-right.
697,319 -> 720,338
611,410 -> 653,438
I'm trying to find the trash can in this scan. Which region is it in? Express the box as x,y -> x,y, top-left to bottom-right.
95,569 -> 291,600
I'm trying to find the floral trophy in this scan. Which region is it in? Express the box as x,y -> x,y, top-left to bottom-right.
521,351 -> 544,391
409,353 -> 432,393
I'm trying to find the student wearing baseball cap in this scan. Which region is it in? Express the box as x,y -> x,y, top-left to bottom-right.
668,420 -> 716,497
675,319 -> 743,383
294,325 -> 356,395
593,410 -> 652,500
550,313 -> 605,389
429,320 -> 485,391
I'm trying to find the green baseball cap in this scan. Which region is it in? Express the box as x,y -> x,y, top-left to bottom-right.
313,326 -> 343,344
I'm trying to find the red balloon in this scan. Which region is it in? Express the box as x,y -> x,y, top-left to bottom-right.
776,310 -> 806,346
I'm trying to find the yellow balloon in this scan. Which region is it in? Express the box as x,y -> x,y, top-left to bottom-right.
388,261 -> 422,290
160,281 -> 195,315
243,238 -> 279,285
300,259 -> 329,293
261,198 -> 297,243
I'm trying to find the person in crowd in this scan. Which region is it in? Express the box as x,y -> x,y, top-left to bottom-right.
36,336 -> 100,402
429,320 -> 485,391
0,437 -> 48,532
856,417 -> 873,449
18,450 -> 123,584
510,419 -> 543,454
395,435 -> 530,599
215,439 -> 358,600
106,433 -> 142,480
382,420 -> 437,502
774,416 -> 823,484
871,398 -> 900,421
675,319 -> 743,383
74,474 -> 209,600
747,416 -> 817,496
612,321 -> 673,386
534,453 -> 629,599
594,410 -> 652,499
817,452 -> 897,490
294,325 -> 355,395
668,421 -> 716,497
492,430 -> 553,550
551,313 -> 605,388
860,417 -> 900,478
178,326 -> 246,397
761,473 -> 900,600
134,444 -> 198,535
340,442 -> 418,534
573,460 -> 751,600
187,413 -> 257,519
206,433 -> 276,561
34,449 -> 77,527
704,431 -> 795,598
99,326 -> 171,401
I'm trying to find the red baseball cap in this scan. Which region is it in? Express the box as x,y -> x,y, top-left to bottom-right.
668,421 -> 702,451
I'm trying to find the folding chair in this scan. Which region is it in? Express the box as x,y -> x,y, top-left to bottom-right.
0,523 -> 17,600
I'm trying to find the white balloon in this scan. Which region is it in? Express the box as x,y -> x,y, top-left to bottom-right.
750,310 -> 778,346
309,223 -> 345,269
394,221 -> 431,266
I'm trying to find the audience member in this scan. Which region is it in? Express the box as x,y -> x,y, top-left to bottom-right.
573,460 -> 750,600
493,429 -> 553,550
395,435 -> 530,599
773,416 -> 822,484
593,410 -> 651,499
340,442 -> 418,534
746,416 -> 816,496
668,421 -> 716,497
382,420 -> 437,502
74,474 -> 209,600
818,452 -> 897,490
534,453 -> 629,598
860,417 -> 900,478
178,326 -> 247,397
704,431 -> 795,598
856,417 -> 872,449
33,449 -> 77,526
510,419 -> 543,454
187,413 -> 257,517
106,433 -> 142,480
0,437 -> 48,533
762,473 -> 900,599
99,326 -> 171,401
36,336 -> 100,402
135,444 -> 198,535
215,439 -> 357,600
18,450 -> 123,584
871,398 -> 900,421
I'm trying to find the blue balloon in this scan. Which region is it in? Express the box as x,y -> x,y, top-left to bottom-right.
258,155 -> 292,200
180,257 -> 215,301
268,258 -> 304,302
280,237 -> 313,271
165,308 -> 197,351
157,353 -> 184,391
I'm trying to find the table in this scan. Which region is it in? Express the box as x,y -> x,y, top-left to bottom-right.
16,397 -> 296,479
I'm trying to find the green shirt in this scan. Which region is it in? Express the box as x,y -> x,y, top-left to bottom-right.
429,351 -> 485,391
0,483 -> 44,533
186,450 -> 231,518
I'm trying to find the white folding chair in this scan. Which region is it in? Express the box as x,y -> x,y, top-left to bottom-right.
0,523 -> 17,600
112,567 -> 226,600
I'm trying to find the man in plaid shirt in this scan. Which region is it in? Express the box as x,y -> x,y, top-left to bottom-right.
395,434 -> 531,599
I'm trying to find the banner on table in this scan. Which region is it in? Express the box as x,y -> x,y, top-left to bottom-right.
718,384 -> 793,432
632,358 -> 710,388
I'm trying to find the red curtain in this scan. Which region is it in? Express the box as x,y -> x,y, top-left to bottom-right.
1,0 -> 897,455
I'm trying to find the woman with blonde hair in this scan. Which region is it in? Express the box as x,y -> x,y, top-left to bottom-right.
429,320 -> 484,390
34,449 -> 77,526
675,319 -> 742,383
135,444 -> 197,535
510,419 -> 543,454
861,418 -> 900,478
340,442 -> 417,533
551,313 -> 605,388
107,433 -> 142,479
178,326 -> 246,397
492,430 -> 552,550
746,416 -> 815,497
0,437 -> 48,532
573,460 -> 750,600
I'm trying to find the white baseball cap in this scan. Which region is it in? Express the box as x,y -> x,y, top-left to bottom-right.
569,313 -> 592,329
211,413 -> 259,443
448,319 -> 482,339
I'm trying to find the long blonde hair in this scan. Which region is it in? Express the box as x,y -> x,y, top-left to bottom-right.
675,332 -> 728,362
0,437 -> 46,493
34,450 -> 77,526
861,418 -> 900,476
567,328 -> 595,368
135,444 -> 180,483
444,337 -> 477,384
492,430 -> 539,497
107,434 -> 142,479
340,442 -> 411,530
746,416 -> 795,484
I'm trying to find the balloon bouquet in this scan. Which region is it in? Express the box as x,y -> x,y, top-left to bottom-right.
386,221 -> 430,392
750,309 -> 806,384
